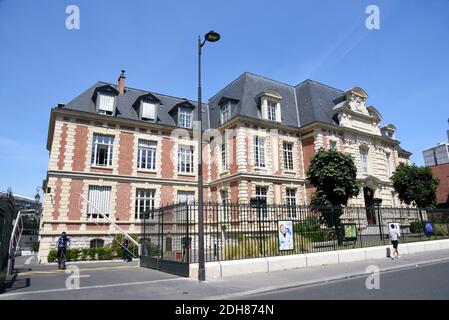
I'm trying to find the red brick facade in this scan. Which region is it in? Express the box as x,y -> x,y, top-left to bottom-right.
431,163 -> 449,205
72,125 -> 88,171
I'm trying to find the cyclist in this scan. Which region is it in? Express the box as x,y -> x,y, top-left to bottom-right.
55,232 -> 71,270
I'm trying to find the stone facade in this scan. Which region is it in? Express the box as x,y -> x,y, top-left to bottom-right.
38,76 -> 411,262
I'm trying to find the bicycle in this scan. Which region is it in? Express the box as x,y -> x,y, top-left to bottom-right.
58,248 -> 67,270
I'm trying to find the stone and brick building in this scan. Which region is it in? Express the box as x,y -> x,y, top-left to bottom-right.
38,71 -> 411,262
424,121 -> 449,207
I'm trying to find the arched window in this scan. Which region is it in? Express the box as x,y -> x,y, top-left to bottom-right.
90,238 -> 104,248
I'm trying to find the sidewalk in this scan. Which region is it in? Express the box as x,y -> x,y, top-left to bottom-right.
201,249 -> 449,300
1,249 -> 448,299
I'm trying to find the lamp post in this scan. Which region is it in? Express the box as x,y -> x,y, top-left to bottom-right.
373,198 -> 383,242
197,30 -> 220,282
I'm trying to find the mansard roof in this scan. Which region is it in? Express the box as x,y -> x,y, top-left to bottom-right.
208,72 -> 344,129
61,72 -> 397,136
62,82 -> 209,130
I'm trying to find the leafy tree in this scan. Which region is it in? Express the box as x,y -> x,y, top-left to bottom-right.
391,163 -> 439,208
307,148 -> 360,227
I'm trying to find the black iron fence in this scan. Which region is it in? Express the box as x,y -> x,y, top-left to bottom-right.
141,202 -> 449,267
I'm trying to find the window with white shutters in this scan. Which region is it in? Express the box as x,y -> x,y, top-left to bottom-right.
87,186 -> 111,218
141,101 -> 156,121
137,139 -> 157,170
98,93 -> 115,115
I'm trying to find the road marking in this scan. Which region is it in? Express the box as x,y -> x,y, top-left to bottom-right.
204,257 -> 449,300
0,277 -> 188,298
25,256 -> 35,265
17,265 -> 139,276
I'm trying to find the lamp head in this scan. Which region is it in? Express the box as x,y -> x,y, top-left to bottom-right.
205,30 -> 220,42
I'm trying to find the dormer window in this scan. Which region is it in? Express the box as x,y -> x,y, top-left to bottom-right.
257,90 -> 282,122
267,100 -> 277,121
178,108 -> 193,128
141,100 -> 156,122
97,92 -> 116,115
220,103 -> 231,124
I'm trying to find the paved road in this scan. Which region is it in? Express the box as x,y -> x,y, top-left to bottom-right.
243,260 -> 449,300
2,250 -> 449,300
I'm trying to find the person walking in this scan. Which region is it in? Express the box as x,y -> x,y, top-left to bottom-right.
389,224 -> 401,260
122,238 -> 131,262
425,221 -> 433,240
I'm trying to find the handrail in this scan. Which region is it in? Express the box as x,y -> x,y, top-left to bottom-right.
79,194 -> 140,252
6,210 -> 23,275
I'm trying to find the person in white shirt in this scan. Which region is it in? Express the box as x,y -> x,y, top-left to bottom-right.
389,224 -> 401,260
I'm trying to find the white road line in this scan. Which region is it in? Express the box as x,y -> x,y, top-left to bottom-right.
25,256 -> 35,265
0,277 -> 189,298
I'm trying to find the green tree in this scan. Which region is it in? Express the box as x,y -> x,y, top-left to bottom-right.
307,148 -> 360,227
391,163 -> 439,208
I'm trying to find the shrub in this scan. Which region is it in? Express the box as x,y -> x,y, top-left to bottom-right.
97,247 -> 113,260
48,249 -> 58,262
409,221 -> 423,233
88,248 -> 97,260
80,248 -> 90,260
221,234 -> 312,260
65,248 -> 80,261
294,217 -> 320,233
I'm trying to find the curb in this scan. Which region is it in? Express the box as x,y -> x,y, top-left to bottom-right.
203,256 -> 449,300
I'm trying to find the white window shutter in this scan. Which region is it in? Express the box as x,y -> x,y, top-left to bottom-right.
99,93 -> 115,112
142,101 -> 156,120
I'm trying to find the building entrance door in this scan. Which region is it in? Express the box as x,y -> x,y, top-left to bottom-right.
364,187 -> 376,224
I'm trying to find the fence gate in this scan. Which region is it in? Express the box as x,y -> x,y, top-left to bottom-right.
140,203 -> 191,277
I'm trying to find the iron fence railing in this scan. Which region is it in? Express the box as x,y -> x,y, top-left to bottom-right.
141,203 -> 449,264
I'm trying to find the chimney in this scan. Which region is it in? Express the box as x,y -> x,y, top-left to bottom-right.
118,70 -> 126,94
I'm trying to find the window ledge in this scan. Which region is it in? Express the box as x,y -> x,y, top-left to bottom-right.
178,172 -> 196,177
283,170 -> 296,174
137,169 -> 157,173
254,166 -> 267,171
90,165 -> 113,170
220,170 -> 230,176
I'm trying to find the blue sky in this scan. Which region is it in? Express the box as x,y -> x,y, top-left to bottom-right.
0,0 -> 448,198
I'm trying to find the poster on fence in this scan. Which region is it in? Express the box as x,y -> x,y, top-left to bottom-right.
278,220 -> 294,251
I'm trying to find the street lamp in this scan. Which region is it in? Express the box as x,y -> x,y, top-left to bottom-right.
373,198 -> 383,241
197,30 -> 220,282
35,187 -> 45,204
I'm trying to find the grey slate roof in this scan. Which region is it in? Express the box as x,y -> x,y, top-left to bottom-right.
60,73 -> 409,156
208,72 -> 344,129
63,82 -> 210,130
